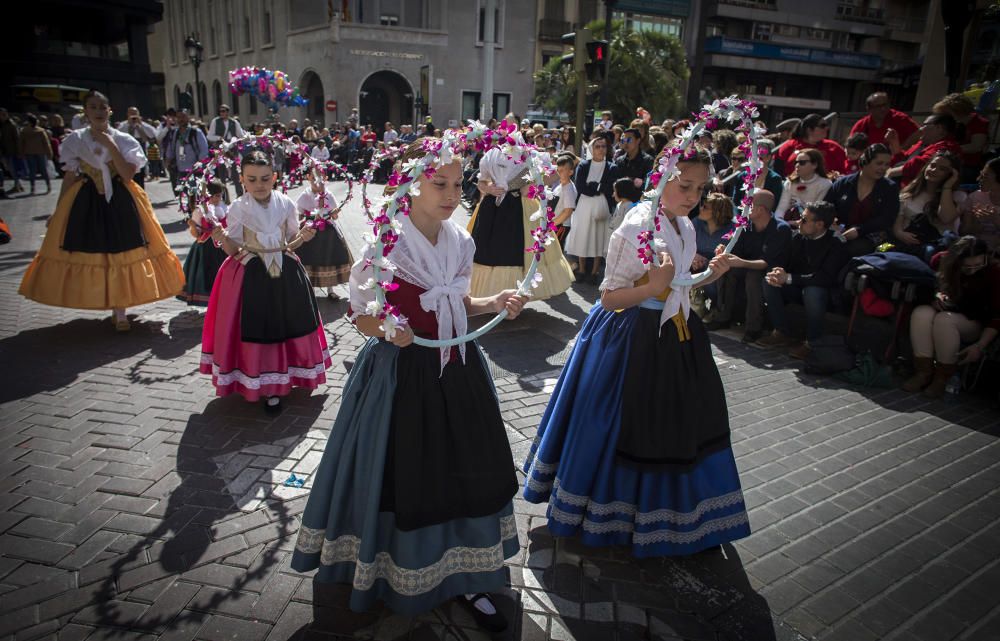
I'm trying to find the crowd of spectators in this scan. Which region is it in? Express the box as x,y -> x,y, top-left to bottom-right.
2,87 -> 997,398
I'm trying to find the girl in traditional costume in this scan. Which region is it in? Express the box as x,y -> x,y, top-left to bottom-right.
177,179 -> 229,306
18,91 -> 184,331
522,146 -> 751,557
292,139 -> 525,632
468,145 -> 575,299
295,169 -> 354,299
201,151 -> 330,413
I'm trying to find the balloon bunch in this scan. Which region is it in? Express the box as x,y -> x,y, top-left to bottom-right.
228,67 -> 308,112
175,132 -> 353,223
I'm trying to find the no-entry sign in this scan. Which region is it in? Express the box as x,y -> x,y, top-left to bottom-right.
325,100 -> 338,112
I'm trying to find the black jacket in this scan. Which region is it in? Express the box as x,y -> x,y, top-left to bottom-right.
574,159 -> 618,212
615,151 -> 653,185
824,173 -> 899,237
786,230 -> 850,288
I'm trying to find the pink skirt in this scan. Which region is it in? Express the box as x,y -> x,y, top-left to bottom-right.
200,258 -> 331,401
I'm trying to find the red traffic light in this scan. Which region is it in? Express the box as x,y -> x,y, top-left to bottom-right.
586,40 -> 608,64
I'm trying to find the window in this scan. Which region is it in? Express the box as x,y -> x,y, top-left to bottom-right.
753,23 -> 772,41
167,3 -> 177,63
289,0 -> 327,30
706,22 -> 725,37
198,82 -> 208,116
243,0 -> 253,49
249,94 -> 258,115
225,0 -> 234,51
617,12 -> 684,39
380,14 -> 399,26
231,94 -> 240,115
213,80 -> 223,113
544,0 -> 564,21
476,0 -> 504,45
541,50 -> 561,66
461,91 -> 512,122
263,0 -> 273,43
174,85 -> 181,108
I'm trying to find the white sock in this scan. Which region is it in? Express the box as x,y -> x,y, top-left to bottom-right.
266,397 -> 280,407
464,593 -> 497,615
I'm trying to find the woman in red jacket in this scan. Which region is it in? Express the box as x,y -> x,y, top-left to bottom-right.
774,113 -> 848,178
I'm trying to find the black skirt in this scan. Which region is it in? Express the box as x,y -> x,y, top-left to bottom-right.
240,257 -> 321,343
295,225 -> 352,267
62,177 -> 146,253
470,191 -> 525,266
380,344 -> 518,531
616,309 -> 732,471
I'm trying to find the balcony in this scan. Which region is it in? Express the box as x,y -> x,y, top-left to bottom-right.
717,0 -> 777,8
836,3 -> 885,24
538,19 -> 572,41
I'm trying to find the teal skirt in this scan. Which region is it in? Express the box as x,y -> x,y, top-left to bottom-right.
291,339 -> 519,615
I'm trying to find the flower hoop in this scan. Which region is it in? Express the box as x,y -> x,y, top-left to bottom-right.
175,132 -> 354,229
643,96 -> 766,286
357,121 -> 556,347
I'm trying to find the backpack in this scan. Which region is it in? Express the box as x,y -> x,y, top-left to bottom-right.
804,335 -> 856,375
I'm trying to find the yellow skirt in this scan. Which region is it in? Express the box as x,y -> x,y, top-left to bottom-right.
467,196 -> 575,301
18,179 -> 186,310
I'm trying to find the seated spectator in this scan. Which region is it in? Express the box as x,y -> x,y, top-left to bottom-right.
711,129 -> 739,175
727,138 -> 784,211
775,148 -> 833,228
707,190 -> 791,343
310,139 -> 330,162
825,143 -> 899,257
844,132 -> 869,174
885,113 -> 961,187
893,151 -> 965,262
693,192 -> 736,308
759,202 -> 850,359
902,236 -> 999,398
933,93 -> 990,183
960,157 -> 1000,252
775,114 -> 848,178
850,91 -> 920,147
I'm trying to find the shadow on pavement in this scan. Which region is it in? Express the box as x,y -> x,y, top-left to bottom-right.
84,391 -> 326,637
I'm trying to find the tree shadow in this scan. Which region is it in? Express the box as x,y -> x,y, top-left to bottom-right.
0,317 -> 170,404
0,249 -> 41,275
82,391 -> 328,637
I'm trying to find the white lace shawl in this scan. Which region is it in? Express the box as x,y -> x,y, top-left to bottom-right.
349,217 -> 475,375
224,192 -> 299,274
59,128 -> 146,202
601,201 -> 697,328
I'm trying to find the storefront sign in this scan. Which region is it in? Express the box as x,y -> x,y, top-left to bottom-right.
704,36 -> 881,70
350,49 -> 424,61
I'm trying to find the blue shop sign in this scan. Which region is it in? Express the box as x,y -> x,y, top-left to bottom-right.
704,36 -> 881,70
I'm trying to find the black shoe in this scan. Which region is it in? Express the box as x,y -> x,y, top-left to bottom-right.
264,397 -> 283,415
457,594 -> 507,633
705,320 -> 731,331
741,330 -> 763,344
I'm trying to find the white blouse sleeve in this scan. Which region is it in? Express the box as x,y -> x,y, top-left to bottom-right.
224,199 -> 245,244
347,251 -> 377,322
600,232 -> 645,292
115,132 -> 147,173
281,196 -> 300,240
58,134 -> 82,172
562,183 -> 578,210
295,191 -> 312,213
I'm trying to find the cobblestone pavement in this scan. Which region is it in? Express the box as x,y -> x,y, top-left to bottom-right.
0,178 -> 998,641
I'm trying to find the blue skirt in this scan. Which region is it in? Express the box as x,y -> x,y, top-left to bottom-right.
522,304 -> 750,557
291,338 -> 519,615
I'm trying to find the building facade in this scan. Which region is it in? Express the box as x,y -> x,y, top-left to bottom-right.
690,0 -> 934,125
157,0 -> 538,130
0,0 -> 163,119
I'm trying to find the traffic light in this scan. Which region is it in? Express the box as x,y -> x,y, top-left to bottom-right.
585,40 -> 609,82
560,31 -> 587,72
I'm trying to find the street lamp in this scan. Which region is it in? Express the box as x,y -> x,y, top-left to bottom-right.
184,33 -> 204,118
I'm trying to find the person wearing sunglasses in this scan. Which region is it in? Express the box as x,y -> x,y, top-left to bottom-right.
885,113 -> 962,187
775,113 -> 848,178
849,92 -> 919,147
614,127 -> 653,191
903,236 -> 999,397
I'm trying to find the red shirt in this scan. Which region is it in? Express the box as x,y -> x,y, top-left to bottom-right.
850,109 -> 919,146
776,138 -> 848,177
361,131 -> 377,146
959,113 -> 990,168
892,138 -> 963,187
